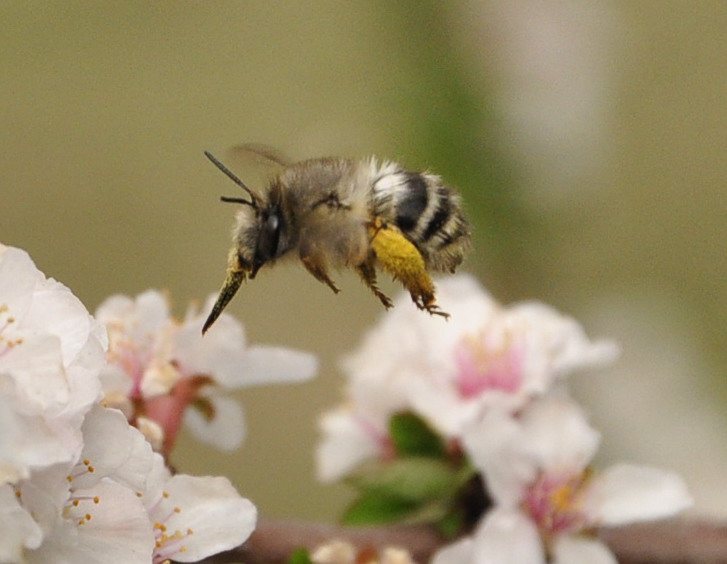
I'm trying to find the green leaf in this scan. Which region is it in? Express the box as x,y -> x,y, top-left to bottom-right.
437,510 -> 465,539
389,411 -> 447,458
347,457 -> 461,503
341,490 -> 420,525
341,488 -> 459,527
288,548 -> 313,564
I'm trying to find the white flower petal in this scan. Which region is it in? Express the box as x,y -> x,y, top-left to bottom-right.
23,278 -> 98,368
552,535 -> 617,564
225,345 -> 318,387
406,376 -> 484,438
151,474 -> 257,562
184,395 -> 247,451
1,335 -> 70,413
473,508 -> 546,564
95,290 -> 169,339
174,304 -> 248,380
0,484 -> 42,561
0,246 -> 43,316
26,480 -> 154,564
0,371 -> 79,485
461,409 -> 536,506
76,405 -> 154,492
588,463 -> 692,526
520,396 -> 601,474
507,301 -> 620,380
316,407 -> 382,482
431,537 -> 474,564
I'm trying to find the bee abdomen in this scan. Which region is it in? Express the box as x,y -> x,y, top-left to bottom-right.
372,165 -> 470,272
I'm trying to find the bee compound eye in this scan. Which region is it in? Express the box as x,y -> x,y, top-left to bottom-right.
256,213 -> 281,263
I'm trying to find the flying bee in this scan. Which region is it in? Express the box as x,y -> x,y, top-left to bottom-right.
201,146 -> 471,334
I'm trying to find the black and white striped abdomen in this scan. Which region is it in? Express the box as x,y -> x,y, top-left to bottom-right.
369,161 -> 471,273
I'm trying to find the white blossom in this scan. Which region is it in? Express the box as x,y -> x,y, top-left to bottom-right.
0,244 -> 258,562
96,290 -> 317,455
0,244 -> 105,485
433,396 -> 692,564
318,274 -> 616,480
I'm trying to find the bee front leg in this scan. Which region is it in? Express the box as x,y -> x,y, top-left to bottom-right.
356,258 -> 393,309
202,248 -> 249,334
368,218 -> 449,319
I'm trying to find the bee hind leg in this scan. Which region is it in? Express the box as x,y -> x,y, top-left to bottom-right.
368,218 -> 449,319
356,260 -> 393,309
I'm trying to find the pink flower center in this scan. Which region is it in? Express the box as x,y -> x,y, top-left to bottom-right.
522,471 -> 591,535
454,334 -> 524,399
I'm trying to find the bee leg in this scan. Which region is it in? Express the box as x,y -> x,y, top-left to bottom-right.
356,259 -> 393,309
368,218 -> 450,319
202,249 -> 248,334
300,254 -> 341,294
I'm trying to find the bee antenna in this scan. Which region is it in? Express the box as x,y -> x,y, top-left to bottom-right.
220,195 -> 255,207
204,151 -> 260,208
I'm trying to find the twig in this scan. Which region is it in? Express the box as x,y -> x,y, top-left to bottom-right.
199,518 -> 727,564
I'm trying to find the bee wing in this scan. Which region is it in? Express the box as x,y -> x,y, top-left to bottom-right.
221,143 -> 291,190
228,143 -> 291,170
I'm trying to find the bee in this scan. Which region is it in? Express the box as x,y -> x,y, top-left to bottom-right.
201,146 -> 471,334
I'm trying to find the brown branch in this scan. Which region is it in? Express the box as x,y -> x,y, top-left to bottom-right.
199,518 -> 727,564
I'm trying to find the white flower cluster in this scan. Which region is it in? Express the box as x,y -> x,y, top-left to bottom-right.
0,245 -> 257,563
317,274 -> 692,563
96,289 -> 317,456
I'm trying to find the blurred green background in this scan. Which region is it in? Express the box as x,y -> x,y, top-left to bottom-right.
2,2 -> 726,520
